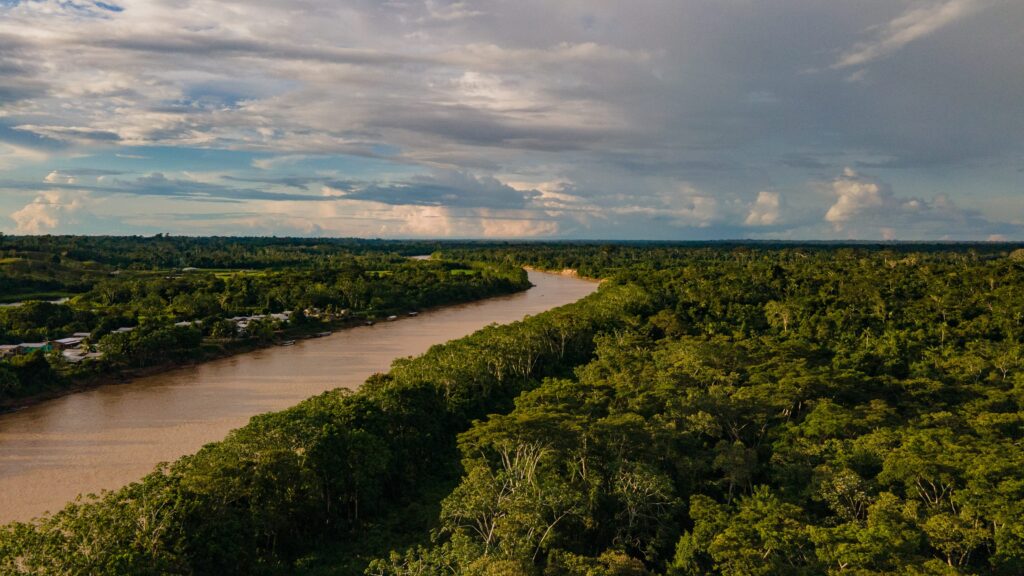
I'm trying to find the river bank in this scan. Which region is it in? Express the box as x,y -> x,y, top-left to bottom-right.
0,278 -> 533,416
0,269 -> 598,523
521,265 -> 604,281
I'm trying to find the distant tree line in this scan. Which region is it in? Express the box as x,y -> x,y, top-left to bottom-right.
0,237 -> 530,404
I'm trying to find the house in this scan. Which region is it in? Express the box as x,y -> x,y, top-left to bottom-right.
72,332 -> 91,338
62,348 -> 86,361
63,350 -> 103,363
0,345 -> 19,358
230,313 -> 290,329
112,327 -> 135,334
18,342 -> 52,353
51,337 -> 85,350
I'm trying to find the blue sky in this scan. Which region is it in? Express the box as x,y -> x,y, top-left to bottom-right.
0,0 -> 1021,239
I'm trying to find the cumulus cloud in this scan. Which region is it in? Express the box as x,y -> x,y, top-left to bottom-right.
43,170 -> 76,184
825,168 -> 889,225
223,198 -> 560,239
10,191 -> 84,233
822,167 -> 1022,239
745,191 -> 783,226
665,190 -> 719,228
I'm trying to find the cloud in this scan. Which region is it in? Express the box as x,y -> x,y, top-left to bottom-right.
43,168 -> 125,185
345,170 -> 539,209
833,0 -> 983,70
117,173 -> 342,202
825,168 -> 888,224
216,197 -> 561,239
0,173 -> 343,203
222,175 -> 325,190
822,167 -> 1023,239
0,33 -> 48,104
0,1 -> 1022,239
3,168 -> 544,213
15,125 -> 122,144
43,170 -> 76,184
607,184 -> 721,229
0,141 -> 47,169
745,191 -> 783,226
9,191 -> 84,233
422,1 -> 483,23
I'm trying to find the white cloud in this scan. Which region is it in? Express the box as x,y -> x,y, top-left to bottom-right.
251,155 -> 312,170
236,197 -> 559,239
43,170 -> 76,184
821,167 -> 1022,240
834,0 -> 983,70
10,191 -> 84,233
659,184 -> 719,227
745,191 -> 782,226
476,210 -> 559,237
0,143 -> 47,170
825,167 -> 888,225
422,0 -> 483,22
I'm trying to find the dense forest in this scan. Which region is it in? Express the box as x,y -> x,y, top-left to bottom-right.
3,241 -> 1024,576
0,235 -> 529,405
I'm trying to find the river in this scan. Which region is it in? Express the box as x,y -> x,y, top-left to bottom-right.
0,270 -> 598,523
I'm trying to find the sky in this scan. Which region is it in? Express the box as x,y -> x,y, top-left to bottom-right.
0,0 -> 1021,240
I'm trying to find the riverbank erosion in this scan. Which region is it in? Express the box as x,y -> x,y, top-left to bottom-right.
0,269 -> 599,528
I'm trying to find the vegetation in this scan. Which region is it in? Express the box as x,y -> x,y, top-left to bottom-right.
0,276 -> 648,575
3,241 -> 1024,576
0,236 -> 530,404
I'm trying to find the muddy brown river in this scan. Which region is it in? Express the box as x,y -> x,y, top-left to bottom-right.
0,270 -> 597,523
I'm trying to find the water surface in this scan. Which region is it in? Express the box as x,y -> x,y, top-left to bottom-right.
0,270 -> 597,523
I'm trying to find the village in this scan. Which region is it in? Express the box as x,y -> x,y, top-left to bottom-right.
0,304 -> 430,369
0,311 -> 300,365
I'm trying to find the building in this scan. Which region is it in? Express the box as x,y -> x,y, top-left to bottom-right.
62,349 -> 103,363
52,337 -> 85,350
18,342 -> 52,353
